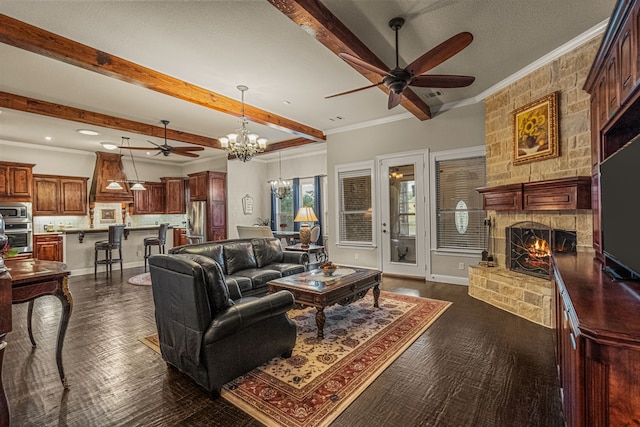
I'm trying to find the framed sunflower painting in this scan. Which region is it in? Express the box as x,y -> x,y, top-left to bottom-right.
513,91 -> 559,165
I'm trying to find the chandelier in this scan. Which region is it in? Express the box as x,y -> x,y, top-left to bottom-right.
270,152 -> 292,200
106,137 -> 146,191
219,85 -> 267,162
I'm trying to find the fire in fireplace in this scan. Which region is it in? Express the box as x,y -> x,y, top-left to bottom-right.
506,221 -> 576,279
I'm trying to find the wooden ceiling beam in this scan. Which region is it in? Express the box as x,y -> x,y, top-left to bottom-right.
268,0 -> 432,120
227,137 -> 322,160
0,13 -> 326,142
0,91 -> 221,148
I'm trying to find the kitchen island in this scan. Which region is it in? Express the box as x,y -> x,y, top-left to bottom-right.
36,225 -> 179,275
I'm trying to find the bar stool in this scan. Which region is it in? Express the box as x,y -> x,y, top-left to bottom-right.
94,224 -> 126,278
144,223 -> 169,272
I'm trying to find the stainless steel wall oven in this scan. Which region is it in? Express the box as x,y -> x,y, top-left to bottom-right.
0,202 -> 33,253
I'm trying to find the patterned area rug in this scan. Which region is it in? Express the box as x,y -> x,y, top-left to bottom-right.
141,291 -> 451,427
128,272 -> 151,286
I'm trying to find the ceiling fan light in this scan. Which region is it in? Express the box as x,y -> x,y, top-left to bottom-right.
101,142 -> 118,150
130,182 -> 146,191
106,181 -> 124,190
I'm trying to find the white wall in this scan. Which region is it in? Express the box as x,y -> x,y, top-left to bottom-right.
226,158 -> 270,238
1,140 -> 184,180
181,156 -> 227,176
325,103 -> 486,282
266,146 -> 327,181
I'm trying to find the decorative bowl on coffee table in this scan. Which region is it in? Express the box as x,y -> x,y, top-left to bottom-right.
322,267 -> 336,276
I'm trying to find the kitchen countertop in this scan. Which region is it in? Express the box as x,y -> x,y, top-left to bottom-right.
34,225 -> 185,243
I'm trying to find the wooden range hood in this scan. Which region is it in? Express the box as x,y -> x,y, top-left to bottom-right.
89,152 -> 134,204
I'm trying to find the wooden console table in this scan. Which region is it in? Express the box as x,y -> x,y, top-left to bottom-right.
5,259 -> 73,381
0,270 -> 11,426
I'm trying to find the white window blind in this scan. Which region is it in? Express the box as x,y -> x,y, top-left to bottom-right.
338,167 -> 373,245
435,156 -> 487,250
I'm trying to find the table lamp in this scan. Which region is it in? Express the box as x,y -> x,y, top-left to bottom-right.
294,207 -> 318,247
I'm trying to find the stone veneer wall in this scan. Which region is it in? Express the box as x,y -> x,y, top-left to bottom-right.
469,36 -> 600,327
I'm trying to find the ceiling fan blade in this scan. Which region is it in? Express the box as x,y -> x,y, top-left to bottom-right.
146,140 -> 163,148
325,82 -> 384,99
172,146 -> 205,152
339,53 -> 391,77
388,91 -> 403,109
117,146 -> 157,150
406,32 -> 473,77
174,151 -> 200,158
411,74 -> 475,88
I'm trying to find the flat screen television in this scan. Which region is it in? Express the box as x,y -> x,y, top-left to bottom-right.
600,133 -> 640,280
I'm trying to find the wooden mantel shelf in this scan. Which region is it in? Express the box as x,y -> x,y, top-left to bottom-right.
477,177 -> 591,211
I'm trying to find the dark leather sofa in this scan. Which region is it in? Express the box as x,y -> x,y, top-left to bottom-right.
169,237 -> 308,297
148,253 -> 297,396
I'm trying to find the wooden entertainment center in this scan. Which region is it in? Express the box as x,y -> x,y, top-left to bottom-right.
553,0 -> 640,424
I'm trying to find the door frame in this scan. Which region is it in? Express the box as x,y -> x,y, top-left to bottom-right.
376,149 -> 430,278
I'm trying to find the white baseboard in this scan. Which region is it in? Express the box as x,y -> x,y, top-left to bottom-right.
70,261 -> 144,277
429,273 -> 469,286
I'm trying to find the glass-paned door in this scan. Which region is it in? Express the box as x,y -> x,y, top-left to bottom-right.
379,152 -> 428,277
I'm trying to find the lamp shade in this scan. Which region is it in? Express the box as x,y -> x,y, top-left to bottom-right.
106,181 -> 124,190
130,182 -> 146,191
294,207 -> 318,223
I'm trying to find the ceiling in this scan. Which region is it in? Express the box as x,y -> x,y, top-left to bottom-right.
0,0 -> 615,164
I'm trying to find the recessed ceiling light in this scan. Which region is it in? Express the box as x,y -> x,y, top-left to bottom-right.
45,136 -> 53,141
101,142 -> 118,150
77,129 -> 100,136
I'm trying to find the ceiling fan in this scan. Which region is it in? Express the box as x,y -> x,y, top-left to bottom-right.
326,17 -> 475,109
119,120 -> 205,158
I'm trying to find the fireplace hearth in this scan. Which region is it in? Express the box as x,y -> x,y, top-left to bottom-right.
506,221 -> 576,279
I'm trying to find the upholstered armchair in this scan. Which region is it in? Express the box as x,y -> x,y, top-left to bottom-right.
148,253 -> 296,396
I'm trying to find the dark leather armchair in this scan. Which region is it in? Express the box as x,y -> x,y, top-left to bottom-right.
148,253 -> 296,396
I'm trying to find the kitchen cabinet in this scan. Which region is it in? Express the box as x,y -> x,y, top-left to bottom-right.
0,161 -> 34,202
172,227 -> 187,247
34,234 -> 64,262
188,172 -> 208,201
133,182 -> 164,214
33,175 -> 88,216
207,172 -> 227,241
187,171 -> 227,241
161,177 -> 186,214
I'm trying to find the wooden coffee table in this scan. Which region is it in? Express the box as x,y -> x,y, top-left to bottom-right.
267,266 -> 381,339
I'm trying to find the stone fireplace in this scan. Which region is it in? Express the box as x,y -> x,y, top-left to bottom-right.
506,222 -> 576,279
467,36 -> 599,327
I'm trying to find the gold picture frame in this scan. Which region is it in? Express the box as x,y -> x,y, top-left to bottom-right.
513,91 -> 559,165
100,208 -> 116,224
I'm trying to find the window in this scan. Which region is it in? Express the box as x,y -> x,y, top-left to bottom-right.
300,177 -> 315,209
398,179 -> 416,237
275,192 -> 294,230
432,147 -> 486,251
336,161 -> 374,246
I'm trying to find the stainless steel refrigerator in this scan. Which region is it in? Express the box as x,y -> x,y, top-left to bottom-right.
186,201 -> 206,243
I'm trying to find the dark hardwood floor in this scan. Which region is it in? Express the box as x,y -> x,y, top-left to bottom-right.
3,267 -> 564,426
